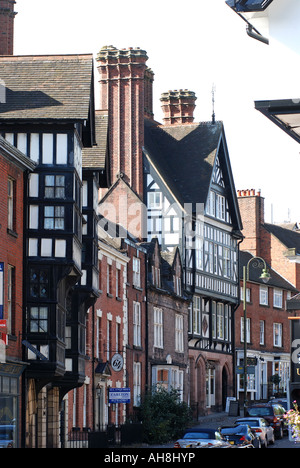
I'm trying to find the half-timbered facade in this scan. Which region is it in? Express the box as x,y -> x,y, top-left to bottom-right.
144,93 -> 243,414
0,54 -> 106,447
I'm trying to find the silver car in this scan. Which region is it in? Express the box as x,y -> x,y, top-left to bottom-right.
174,427 -> 229,448
235,417 -> 275,448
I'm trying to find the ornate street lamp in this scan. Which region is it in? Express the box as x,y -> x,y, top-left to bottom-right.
242,256 -> 270,414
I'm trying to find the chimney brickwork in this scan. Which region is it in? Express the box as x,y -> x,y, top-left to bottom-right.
237,189 -> 265,257
96,46 -> 149,199
0,0 -> 16,56
160,89 -> 197,125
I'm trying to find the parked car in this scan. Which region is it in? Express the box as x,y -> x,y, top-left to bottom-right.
268,398 -> 289,411
246,403 -> 286,439
174,427 -> 228,448
0,425 -> 14,449
235,417 -> 275,448
220,424 -> 260,448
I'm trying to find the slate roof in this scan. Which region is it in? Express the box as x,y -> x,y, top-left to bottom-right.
0,54 -> 94,121
239,250 -> 298,292
82,110 -> 108,169
264,223 -> 300,254
144,119 -> 222,206
144,118 -> 242,232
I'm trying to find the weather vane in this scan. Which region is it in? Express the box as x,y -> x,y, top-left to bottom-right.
212,83 -> 216,124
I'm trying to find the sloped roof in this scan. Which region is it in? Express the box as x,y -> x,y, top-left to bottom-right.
0,54 -> 94,121
264,223 -> 300,254
144,119 -> 222,206
144,118 -> 242,232
240,250 -> 298,292
83,110 -> 108,169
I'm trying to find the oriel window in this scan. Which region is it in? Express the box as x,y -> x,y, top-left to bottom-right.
45,175 -> 65,198
44,206 -> 65,229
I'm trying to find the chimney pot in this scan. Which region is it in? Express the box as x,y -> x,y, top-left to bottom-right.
160,89 -> 197,125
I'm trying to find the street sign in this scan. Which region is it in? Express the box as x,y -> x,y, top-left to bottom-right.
0,320 -> 7,329
109,388 -> 131,404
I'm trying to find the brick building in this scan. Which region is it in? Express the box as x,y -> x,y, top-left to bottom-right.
236,250 -> 297,403
0,0 -> 16,56
0,136 -> 35,448
237,189 -> 300,289
142,238 -> 190,403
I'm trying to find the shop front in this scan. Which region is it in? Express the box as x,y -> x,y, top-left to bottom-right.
0,362 -> 26,448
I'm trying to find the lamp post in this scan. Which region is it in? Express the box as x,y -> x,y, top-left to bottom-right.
242,256 -> 270,414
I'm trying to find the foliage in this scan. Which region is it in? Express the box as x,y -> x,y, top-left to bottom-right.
139,387 -> 192,444
284,401 -> 300,441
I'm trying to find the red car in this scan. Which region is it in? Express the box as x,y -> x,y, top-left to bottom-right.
246,404 -> 286,439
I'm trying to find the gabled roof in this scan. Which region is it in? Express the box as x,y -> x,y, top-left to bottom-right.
144,119 -> 242,231
0,54 -> 94,122
240,250 -> 298,292
264,223 -> 300,254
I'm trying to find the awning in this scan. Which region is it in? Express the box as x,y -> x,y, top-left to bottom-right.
255,99 -> 300,144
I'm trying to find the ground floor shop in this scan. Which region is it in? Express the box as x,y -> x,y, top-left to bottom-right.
0,361 -> 26,449
236,350 -> 290,402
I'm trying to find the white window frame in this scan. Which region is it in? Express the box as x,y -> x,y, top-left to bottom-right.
154,307 -> 163,349
133,301 -> 141,347
133,257 -> 141,288
259,285 -> 268,306
133,362 -> 141,407
273,288 -> 283,309
260,320 -> 265,345
273,323 -> 283,348
148,191 -> 162,209
175,314 -> 184,353
241,317 -> 251,344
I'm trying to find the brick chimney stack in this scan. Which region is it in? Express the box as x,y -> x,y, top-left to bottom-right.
96,46 -> 149,198
0,0 -> 17,56
237,189 -> 265,257
160,89 -> 197,125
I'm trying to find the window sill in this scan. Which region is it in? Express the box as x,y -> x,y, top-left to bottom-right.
7,228 -> 18,238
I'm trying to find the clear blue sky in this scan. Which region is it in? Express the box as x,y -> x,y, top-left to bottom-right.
13,0 -> 300,223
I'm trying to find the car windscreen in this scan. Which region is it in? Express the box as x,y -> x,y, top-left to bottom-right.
248,407 -> 272,417
236,420 -> 260,427
221,426 -> 246,435
183,431 -> 213,439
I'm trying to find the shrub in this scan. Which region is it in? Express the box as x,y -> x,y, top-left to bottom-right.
140,387 -> 192,444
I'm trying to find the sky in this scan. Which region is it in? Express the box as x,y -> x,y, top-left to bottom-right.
13,0 -> 300,224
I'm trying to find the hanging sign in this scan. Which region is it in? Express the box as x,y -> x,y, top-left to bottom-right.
111,353 -> 124,372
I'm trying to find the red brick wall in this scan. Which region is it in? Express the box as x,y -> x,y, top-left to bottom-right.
0,1 -> 16,56
235,283 -> 291,355
0,150 -> 24,360
96,46 -> 148,199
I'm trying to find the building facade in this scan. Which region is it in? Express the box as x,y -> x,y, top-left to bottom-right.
0,136 -> 35,448
236,250 -> 297,403
142,238 -> 190,403
0,52 -> 104,448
